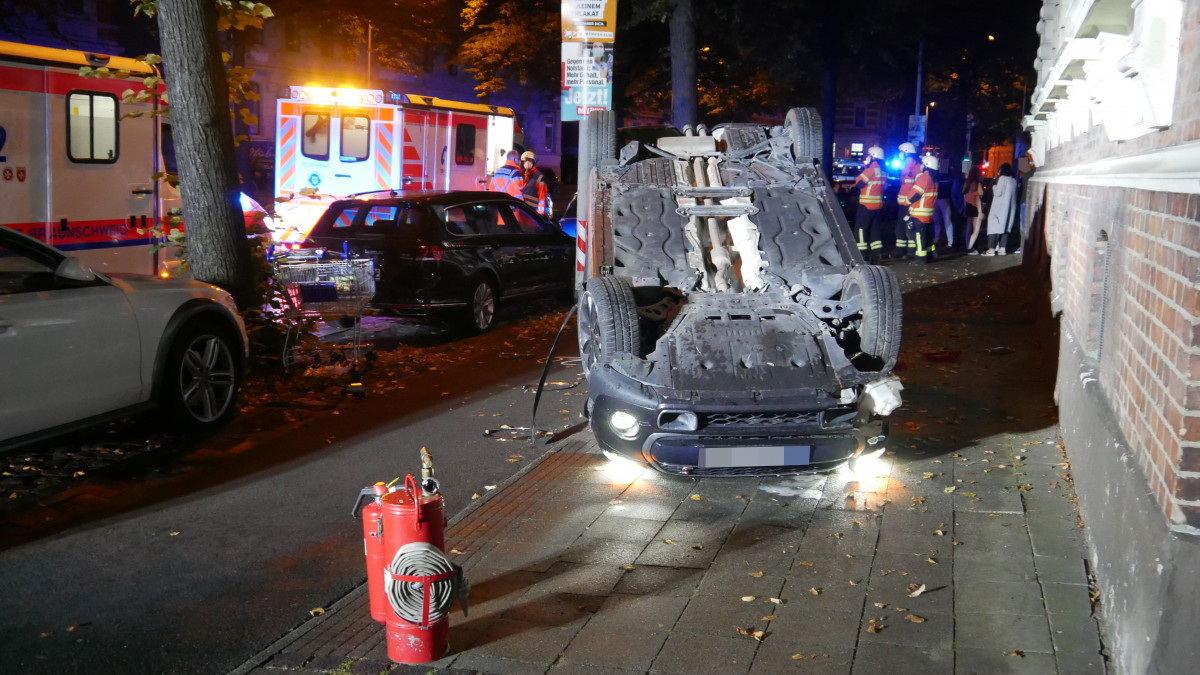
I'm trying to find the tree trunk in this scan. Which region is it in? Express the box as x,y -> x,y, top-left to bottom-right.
669,0 -> 696,130
157,0 -> 253,307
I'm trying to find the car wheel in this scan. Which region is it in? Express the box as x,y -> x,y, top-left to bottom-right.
578,276 -> 641,376
784,107 -> 822,164
842,265 -> 902,370
162,319 -> 240,431
586,109 -> 617,177
462,277 -> 497,334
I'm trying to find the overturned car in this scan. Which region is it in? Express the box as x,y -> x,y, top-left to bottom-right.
576,108 -> 903,476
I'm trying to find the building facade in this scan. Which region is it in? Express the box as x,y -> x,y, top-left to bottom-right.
1025,0 -> 1200,672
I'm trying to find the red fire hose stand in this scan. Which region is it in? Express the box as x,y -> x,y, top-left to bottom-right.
356,468 -> 467,665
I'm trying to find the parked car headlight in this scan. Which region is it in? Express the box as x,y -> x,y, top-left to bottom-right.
609,410 -> 640,440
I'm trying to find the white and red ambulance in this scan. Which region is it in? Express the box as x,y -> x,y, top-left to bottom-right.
271,85 -> 522,243
0,40 -> 177,276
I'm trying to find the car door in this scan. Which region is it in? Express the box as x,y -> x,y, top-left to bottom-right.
446,201 -> 530,297
0,242 -> 141,441
497,201 -> 574,294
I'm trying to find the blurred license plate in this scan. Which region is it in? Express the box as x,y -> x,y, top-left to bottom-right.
701,446 -> 811,468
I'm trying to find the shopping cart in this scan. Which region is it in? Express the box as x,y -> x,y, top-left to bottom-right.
274,254 -> 376,395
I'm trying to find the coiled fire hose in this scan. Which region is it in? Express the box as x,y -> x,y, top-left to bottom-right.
384,542 -> 465,627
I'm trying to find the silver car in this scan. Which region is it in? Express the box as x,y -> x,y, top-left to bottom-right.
0,227 -> 248,449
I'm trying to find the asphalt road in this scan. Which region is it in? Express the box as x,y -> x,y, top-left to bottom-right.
0,310 -> 584,675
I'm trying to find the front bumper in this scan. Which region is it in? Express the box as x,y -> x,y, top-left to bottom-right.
588,364 -> 887,477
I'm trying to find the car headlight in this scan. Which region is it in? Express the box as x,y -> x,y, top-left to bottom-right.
609,410 -> 640,440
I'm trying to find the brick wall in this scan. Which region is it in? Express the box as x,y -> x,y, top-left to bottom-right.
1029,1 -> 1200,532
1032,178 -> 1200,530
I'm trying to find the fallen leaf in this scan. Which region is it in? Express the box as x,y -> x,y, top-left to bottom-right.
768,597 -> 782,604
471,493 -> 481,500
923,472 -> 934,479
749,571 -> 764,578
742,595 -> 756,602
943,486 -> 956,494
867,623 -> 885,633
664,539 -> 676,545
691,544 -> 704,550
169,531 -> 181,536
810,587 -> 822,596
849,579 -> 860,586
904,614 -> 926,623
895,607 -> 908,612
310,607 -> 325,617
734,627 -> 765,641
792,654 -> 806,660
874,602 -> 888,609
932,529 -> 945,536
907,583 -> 927,597
1009,650 -> 1025,658
925,557 -> 938,564
799,561 -> 814,567
449,548 -> 463,555
690,494 -> 704,501
960,492 -> 976,498
620,563 -> 636,570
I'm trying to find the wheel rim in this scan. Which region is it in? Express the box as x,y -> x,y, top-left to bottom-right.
178,334 -> 236,423
472,282 -> 495,330
577,292 -> 602,372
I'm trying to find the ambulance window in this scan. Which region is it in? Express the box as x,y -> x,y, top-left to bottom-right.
341,114 -> 370,162
455,124 -> 476,165
302,111 -> 331,161
66,91 -> 119,163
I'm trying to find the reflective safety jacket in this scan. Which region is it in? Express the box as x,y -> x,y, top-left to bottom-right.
488,159 -> 525,198
522,168 -> 551,217
908,169 -> 938,223
897,158 -> 920,207
854,160 -> 887,210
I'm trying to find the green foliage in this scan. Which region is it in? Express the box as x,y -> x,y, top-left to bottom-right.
457,0 -> 560,99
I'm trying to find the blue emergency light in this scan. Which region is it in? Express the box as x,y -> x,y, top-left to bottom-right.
889,158 -> 901,170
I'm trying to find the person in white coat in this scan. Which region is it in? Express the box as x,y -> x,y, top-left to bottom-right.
983,162 -> 1017,255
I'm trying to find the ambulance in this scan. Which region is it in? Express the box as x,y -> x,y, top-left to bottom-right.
271,85 -> 522,243
0,40 -> 175,276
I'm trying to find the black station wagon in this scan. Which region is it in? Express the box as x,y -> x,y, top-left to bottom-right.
301,191 -> 574,332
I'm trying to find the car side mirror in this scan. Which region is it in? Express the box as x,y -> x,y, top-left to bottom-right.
55,256 -> 96,282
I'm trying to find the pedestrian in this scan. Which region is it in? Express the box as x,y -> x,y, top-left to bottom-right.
894,142 -> 920,257
519,151 -> 552,217
488,150 -> 525,198
904,154 -> 939,264
963,165 -> 984,254
982,162 -> 1017,255
931,160 -> 954,251
853,146 -> 888,262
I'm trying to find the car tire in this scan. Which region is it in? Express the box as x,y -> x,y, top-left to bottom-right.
842,265 -> 902,370
586,109 -> 617,177
162,318 -> 241,432
578,275 -> 641,376
784,107 -> 822,164
461,277 -> 497,334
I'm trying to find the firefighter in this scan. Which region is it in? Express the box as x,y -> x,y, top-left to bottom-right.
488,150 -> 525,198
894,142 -> 920,257
519,151 -> 552,217
905,154 -> 940,264
854,146 -> 887,263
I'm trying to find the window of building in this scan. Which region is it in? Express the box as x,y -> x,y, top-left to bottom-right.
455,124 -> 476,165
854,106 -> 866,128
66,91 -> 118,163
544,116 -> 555,150
301,111 -> 331,161
340,113 -> 370,162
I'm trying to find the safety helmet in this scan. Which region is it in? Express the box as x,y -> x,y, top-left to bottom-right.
520,151 -> 537,162
898,142 -> 917,155
922,154 -> 940,171
866,146 -> 884,160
